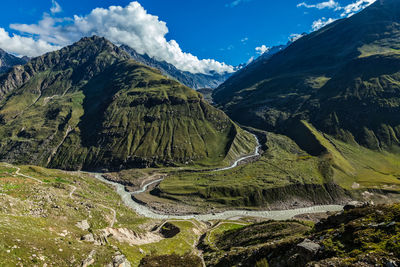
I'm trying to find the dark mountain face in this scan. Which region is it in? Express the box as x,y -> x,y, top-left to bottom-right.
213,0 -> 400,150
0,49 -> 28,74
121,45 -> 232,90
0,36 -> 255,171
221,44 -> 290,93
254,44 -> 290,64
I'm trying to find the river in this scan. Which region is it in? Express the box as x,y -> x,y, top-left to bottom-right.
92,133 -> 344,221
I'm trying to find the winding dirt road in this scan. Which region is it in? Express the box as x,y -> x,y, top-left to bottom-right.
2,163 -> 44,184
98,204 -> 117,228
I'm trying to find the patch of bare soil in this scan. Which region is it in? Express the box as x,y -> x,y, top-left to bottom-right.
102,227 -> 162,245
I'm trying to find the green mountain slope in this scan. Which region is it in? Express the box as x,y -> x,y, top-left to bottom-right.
155,126 -> 400,210
0,36 -> 255,171
214,0 -> 400,150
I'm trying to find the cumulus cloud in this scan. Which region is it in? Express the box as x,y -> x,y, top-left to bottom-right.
6,2 -> 234,74
225,0 -> 251,8
255,45 -> 270,55
0,28 -> 60,57
300,0 -> 376,32
50,0 -> 62,14
297,0 -> 340,9
298,0 -> 376,19
312,17 -> 337,31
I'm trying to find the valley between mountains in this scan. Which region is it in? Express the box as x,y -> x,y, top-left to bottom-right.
1,0 -> 400,266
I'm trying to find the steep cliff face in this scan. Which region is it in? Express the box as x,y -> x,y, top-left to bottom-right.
0,36 -> 255,171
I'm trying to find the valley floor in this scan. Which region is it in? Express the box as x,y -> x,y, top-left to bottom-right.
1,159 -> 400,266
1,129 -> 400,266
0,160 -> 343,267
107,128 -> 400,215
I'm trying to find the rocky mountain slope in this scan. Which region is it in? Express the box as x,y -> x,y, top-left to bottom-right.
0,163 -> 205,266
214,0 -> 400,151
203,203 -> 400,267
0,48 -> 28,74
0,36 -> 255,171
121,45 -> 232,90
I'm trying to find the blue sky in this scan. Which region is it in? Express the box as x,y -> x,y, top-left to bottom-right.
0,0 -> 375,73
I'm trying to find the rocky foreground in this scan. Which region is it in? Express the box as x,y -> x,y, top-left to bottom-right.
202,202 -> 400,267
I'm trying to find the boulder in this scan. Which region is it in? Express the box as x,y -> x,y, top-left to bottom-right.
297,239 -> 321,256
76,220 -> 90,231
344,201 -> 364,211
107,254 -> 131,267
386,260 -> 399,267
81,233 -> 95,243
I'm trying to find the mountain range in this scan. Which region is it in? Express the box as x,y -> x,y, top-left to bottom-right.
1,1 -> 400,266
0,36 -> 255,171
150,0 -> 400,212
0,49 -> 28,74
121,45 -> 233,90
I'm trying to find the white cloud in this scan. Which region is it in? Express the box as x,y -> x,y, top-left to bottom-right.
255,45 -> 270,55
50,0 -> 62,14
225,0 -> 251,8
297,0 -> 340,9
338,0 -> 376,17
306,0 -> 376,32
299,0 -> 376,32
298,0 -> 376,18
289,33 -> 306,42
312,17 -> 337,31
241,37 -> 249,43
0,28 -> 60,57
6,2 -> 234,74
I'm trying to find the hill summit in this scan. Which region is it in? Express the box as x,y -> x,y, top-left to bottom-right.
0,36 -> 255,171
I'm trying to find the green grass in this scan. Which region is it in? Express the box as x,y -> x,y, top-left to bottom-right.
155,122 -> 400,209
0,164 -> 143,265
119,220 -> 200,267
358,44 -> 400,58
205,222 -> 248,249
329,139 -> 400,190
0,163 -> 213,266
157,131 -> 331,207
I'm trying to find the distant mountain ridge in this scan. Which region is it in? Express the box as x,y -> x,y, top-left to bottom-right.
0,49 -> 28,74
121,45 -> 233,90
0,36 -> 255,171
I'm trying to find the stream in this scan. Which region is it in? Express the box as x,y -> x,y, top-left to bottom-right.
92,134 -> 344,221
